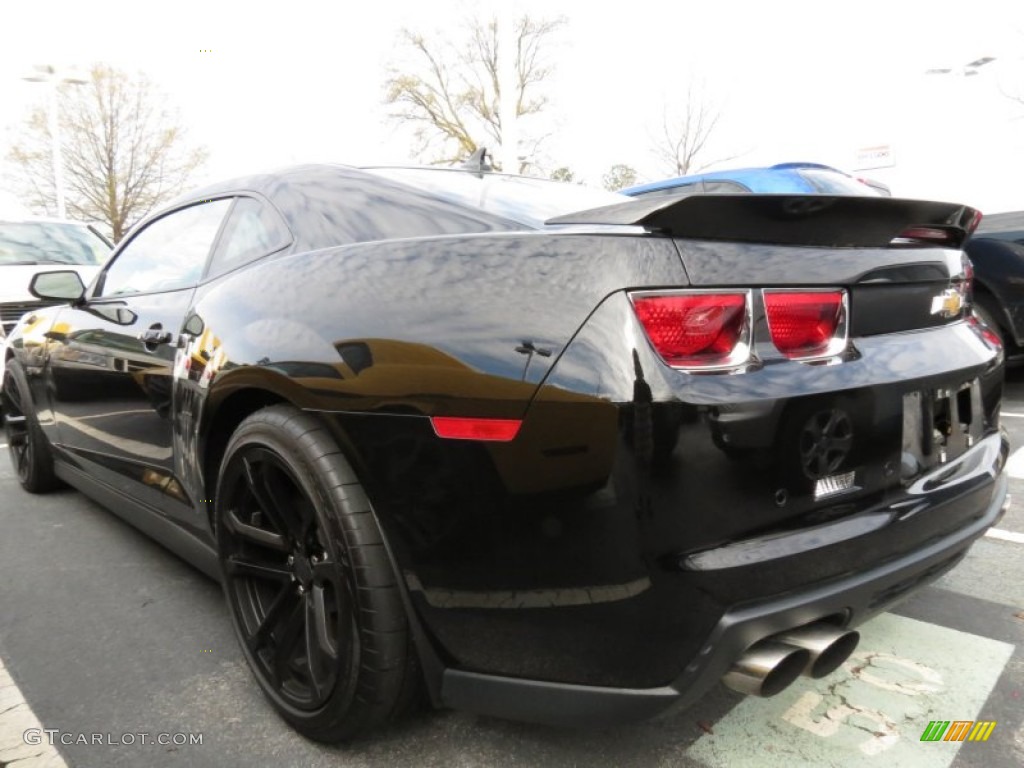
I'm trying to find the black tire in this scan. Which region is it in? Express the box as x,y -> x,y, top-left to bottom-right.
214,405 -> 420,742
1,359 -> 62,493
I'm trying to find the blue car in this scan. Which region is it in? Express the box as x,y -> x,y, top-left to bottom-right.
623,162 -> 889,199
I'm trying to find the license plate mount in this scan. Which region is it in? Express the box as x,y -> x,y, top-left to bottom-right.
902,380 -> 983,481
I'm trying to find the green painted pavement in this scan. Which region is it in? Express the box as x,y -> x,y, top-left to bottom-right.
687,613 -> 1014,767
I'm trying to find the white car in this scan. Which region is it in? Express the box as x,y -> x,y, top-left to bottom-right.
0,218 -> 112,387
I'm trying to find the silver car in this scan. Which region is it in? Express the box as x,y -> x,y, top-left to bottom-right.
0,218 -> 112,383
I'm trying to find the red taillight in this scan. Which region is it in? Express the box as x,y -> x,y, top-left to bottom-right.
431,416 -> 521,442
968,314 -> 1002,349
764,291 -> 845,359
967,210 -> 983,236
891,226 -> 959,246
631,292 -> 748,368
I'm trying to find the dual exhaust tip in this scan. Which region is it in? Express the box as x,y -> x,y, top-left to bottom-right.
722,623 -> 860,698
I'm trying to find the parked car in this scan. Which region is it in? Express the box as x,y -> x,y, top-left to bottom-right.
0,218 -> 112,389
622,162 -> 888,199
2,165 -> 1006,741
0,218 -> 111,336
963,211 -> 1024,363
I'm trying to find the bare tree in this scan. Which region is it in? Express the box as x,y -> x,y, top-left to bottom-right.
602,164 -> 637,192
7,64 -> 206,241
384,14 -> 564,173
652,80 -> 741,177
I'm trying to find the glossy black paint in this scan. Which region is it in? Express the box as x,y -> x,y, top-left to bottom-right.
550,194 -> 979,247
1,165 -> 1009,724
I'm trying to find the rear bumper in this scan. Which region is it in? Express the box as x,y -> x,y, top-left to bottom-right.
439,469 -> 1008,727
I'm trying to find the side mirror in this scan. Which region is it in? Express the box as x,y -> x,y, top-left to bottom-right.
29,271 -> 86,303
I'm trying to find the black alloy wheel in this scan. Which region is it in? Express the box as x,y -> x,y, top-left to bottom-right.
220,444 -> 347,710
216,405 -> 419,741
1,360 -> 61,493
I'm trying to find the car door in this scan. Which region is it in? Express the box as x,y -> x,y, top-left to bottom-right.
47,199 -> 233,521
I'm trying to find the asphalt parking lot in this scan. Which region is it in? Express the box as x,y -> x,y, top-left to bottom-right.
1,375 -> 1022,768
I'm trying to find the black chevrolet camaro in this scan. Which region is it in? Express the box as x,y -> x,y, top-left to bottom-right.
1,165 -> 1009,741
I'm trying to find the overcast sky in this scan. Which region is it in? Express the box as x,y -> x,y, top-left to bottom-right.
1,0 -> 1023,213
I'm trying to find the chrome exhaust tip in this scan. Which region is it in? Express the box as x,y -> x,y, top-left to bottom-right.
722,641 -> 811,697
774,624 -> 860,679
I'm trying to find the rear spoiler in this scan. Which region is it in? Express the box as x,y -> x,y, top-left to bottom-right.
545,195 -> 981,248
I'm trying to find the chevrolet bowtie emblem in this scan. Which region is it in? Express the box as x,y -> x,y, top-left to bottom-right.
930,289 -> 963,318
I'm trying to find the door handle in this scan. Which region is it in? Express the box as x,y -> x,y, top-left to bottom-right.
139,326 -> 173,346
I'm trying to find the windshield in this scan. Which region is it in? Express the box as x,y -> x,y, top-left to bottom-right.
0,222 -> 111,266
365,167 -> 629,228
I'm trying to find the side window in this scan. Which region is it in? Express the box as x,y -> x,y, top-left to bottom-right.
99,200 -> 232,297
206,197 -> 291,279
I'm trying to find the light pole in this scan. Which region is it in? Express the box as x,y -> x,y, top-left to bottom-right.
22,64 -> 89,220
496,3 -> 520,174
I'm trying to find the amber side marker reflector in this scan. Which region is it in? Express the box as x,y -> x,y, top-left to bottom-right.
431,416 -> 522,442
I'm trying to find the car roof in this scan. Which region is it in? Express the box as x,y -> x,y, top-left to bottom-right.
622,162 -> 844,196
164,164 -> 362,206
0,216 -> 101,228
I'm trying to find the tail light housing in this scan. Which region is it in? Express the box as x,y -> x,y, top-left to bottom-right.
630,291 -> 751,371
764,290 -> 847,360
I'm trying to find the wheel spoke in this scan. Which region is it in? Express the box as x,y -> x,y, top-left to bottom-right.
249,582 -> 298,651
823,411 -> 839,433
15,442 -> 31,477
13,450 -> 25,475
241,456 -> 313,548
243,456 -> 300,542
309,582 -> 338,659
294,495 -> 316,545
816,453 -> 831,476
225,507 -> 289,552
2,382 -> 23,413
225,555 -> 292,582
304,588 -> 336,699
272,600 -> 306,686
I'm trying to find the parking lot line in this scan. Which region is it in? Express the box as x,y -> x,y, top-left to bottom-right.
686,613 -> 1014,768
984,527 -> 1024,544
1004,446 -> 1024,479
0,656 -> 67,767
999,411 -> 1024,418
